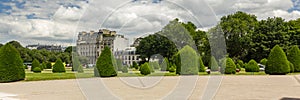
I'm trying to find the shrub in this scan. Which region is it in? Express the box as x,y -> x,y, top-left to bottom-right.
24,65 -> 28,69
160,58 -> 169,71
237,60 -> 244,68
224,58 -> 236,74
33,67 -> 42,73
121,66 -> 128,73
132,61 -> 139,70
169,65 -> 176,73
199,57 -> 205,72
150,61 -> 160,70
236,63 -> 241,71
245,59 -> 259,72
287,45 -> 300,72
77,65 -> 84,73
289,61 -> 294,73
116,59 -> 123,71
140,62 -> 151,75
31,59 -> 40,71
94,46 -> 117,77
40,62 -> 46,70
45,62 -> 52,69
209,56 -> 219,71
72,55 -> 81,71
260,58 -> 267,65
52,58 -> 66,73
0,44 -> 25,82
266,45 -> 290,75
174,46 -> 199,75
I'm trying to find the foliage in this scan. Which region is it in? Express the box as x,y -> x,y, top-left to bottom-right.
199,57 -> 205,72
169,64 -> 176,73
33,67 -> 42,73
45,62 -> 52,69
136,33 -> 177,62
94,46 -> 117,77
237,60 -> 244,68
116,59 -> 123,71
31,59 -> 40,71
40,62 -> 46,70
52,58 -> 66,73
224,58 -> 236,74
174,45 -> 198,75
160,58 -> 169,71
140,62 -> 151,75
77,65 -> 84,73
245,59 -> 259,72
260,58 -> 268,66
0,44 -> 25,82
289,61 -> 294,73
149,61 -> 160,70
132,61 -> 139,70
209,56 -> 219,71
121,66 -> 128,73
265,45 -> 290,75
72,53 -> 81,71
287,45 -> 300,72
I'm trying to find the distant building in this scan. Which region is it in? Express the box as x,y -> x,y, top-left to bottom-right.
76,29 -> 129,64
26,44 -> 62,52
114,47 -> 140,66
131,37 -> 143,47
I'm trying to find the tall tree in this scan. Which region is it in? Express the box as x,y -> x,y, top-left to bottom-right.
95,46 -> 117,77
220,11 -> 258,61
265,45 -> 290,75
287,45 -> 300,72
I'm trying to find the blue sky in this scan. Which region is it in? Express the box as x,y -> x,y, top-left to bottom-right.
0,0 -> 300,46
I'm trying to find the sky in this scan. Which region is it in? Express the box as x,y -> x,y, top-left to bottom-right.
0,0 -> 300,46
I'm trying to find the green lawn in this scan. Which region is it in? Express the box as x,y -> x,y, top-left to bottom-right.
24,67 -> 300,81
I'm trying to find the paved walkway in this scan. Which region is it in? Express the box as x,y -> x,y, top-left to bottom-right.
0,75 -> 300,100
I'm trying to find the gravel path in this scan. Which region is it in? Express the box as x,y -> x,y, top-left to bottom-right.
0,75 -> 300,100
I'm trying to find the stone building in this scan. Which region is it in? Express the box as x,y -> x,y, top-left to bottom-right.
76,29 -> 128,64
114,47 -> 140,66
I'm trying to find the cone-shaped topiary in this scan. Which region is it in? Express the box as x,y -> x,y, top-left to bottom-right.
225,58 -> 236,74
174,45 -> 198,75
266,45 -> 290,75
287,45 -> 300,72
140,62 -> 151,75
0,44 -> 25,82
245,59 -> 259,72
289,61 -> 294,73
94,46 -> 117,77
209,56 -> 219,71
199,57 -> 205,72
237,60 -> 244,68
260,58 -> 267,65
150,61 -> 160,70
52,58 -> 66,73
31,59 -> 40,71
72,54 -> 81,71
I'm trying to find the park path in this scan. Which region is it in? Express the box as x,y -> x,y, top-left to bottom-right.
0,75 -> 300,100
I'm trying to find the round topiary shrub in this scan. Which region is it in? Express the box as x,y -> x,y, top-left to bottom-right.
260,58 -> 267,65
266,45 -> 290,75
31,59 -> 40,71
237,60 -> 244,68
209,56 -> 219,71
0,44 -> 25,82
52,58 -> 66,73
94,46 -> 117,77
245,59 -> 259,72
224,58 -> 236,74
287,45 -> 300,72
33,67 -> 42,73
140,62 -> 151,75
199,57 -> 205,72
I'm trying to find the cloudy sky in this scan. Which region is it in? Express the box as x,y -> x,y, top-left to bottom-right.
0,0 -> 300,46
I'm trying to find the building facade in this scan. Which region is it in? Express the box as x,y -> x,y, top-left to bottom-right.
76,29 -> 129,64
26,44 -> 63,52
114,47 -> 140,66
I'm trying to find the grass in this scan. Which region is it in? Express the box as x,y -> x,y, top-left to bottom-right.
24,67 -> 300,81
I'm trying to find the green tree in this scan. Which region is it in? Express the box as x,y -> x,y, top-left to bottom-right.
136,33 -> 177,62
287,45 -> 300,72
94,46 -> 117,77
266,45 -> 290,75
132,61 -> 139,70
140,62 -> 151,75
72,54 -> 81,71
199,57 -> 205,72
0,44 -> 25,82
260,58 -> 268,65
0,43 -> 3,48
64,46 -> 73,53
245,59 -> 259,72
31,59 -> 40,71
209,56 -> 219,71
224,58 -> 236,74
52,58 -> 66,73
174,45 -> 198,75
116,59 -> 123,71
